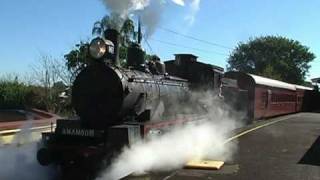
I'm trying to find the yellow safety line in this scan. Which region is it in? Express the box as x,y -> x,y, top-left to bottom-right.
0,124 -> 56,144
224,115 -> 294,144
0,124 -> 56,135
0,131 -> 51,145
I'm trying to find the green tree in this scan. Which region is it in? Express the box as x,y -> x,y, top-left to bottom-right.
64,41 -> 91,79
228,36 -> 315,84
64,14 -> 136,74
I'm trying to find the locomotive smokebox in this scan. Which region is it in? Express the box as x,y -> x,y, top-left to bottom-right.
72,63 -> 124,129
104,29 -> 120,65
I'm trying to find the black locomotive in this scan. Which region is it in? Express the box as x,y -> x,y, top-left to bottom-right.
36,26 -> 221,179
72,46 -> 189,129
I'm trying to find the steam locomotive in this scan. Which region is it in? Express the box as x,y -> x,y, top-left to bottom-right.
36,27 -> 223,179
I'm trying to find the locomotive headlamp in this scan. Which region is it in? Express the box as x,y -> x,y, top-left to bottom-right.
89,38 -> 115,60
89,38 -> 107,59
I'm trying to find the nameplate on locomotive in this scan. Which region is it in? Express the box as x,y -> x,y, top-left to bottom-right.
61,128 -> 95,137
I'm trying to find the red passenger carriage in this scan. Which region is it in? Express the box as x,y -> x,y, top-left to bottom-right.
222,72 -> 313,121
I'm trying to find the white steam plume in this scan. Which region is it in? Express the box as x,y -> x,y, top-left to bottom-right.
171,0 -> 185,6
0,142 -> 55,180
100,0 -> 201,37
101,0 -> 160,37
139,0 -> 164,37
184,0 -> 201,25
97,91 -> 244,180
101,0 -> 150,18
0,115 -> 55,180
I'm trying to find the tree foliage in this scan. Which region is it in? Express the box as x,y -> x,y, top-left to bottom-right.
64,41 -> 91,78
64,14 -> 136,74
0,79 -> 32,109
228,36 -> 315,84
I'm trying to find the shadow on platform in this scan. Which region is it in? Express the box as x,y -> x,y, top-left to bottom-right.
299,136 -> 320,166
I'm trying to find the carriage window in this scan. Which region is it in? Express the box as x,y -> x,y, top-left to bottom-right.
271,93 -> 296,102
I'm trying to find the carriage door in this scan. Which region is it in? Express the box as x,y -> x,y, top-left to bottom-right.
295,93 -> 300,112
267,89 -> 272,110
262,89 -> 271,117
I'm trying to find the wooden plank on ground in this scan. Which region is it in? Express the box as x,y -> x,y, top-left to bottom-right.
185,160 -> 224,170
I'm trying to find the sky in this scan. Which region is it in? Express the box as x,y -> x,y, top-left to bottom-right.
0,0 -> 319,81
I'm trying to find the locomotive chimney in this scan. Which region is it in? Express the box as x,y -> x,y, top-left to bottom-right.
104,29 -> 120,66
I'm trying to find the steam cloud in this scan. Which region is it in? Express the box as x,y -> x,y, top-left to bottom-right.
0,142 -> 54,180
171,0 -> 185,6
184,0 -> 201,25
100,0 -> 201,37
0,118 -> 54,180
97,91 -> 244,180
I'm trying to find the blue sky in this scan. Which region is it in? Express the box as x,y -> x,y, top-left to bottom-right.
0,0 -> 319,80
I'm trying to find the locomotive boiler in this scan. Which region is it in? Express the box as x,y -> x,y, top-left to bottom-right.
36,27 -> 191,178
72,56 -> 189,130
71,29 -> 190,130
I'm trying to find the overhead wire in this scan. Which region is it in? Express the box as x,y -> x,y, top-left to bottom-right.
144,38 -> 154,54
150,38 -> 229,56
158,26 -> 233,50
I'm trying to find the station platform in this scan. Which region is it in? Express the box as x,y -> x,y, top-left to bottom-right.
0,109 -> 59,144
123,113 -> 320,180
0,109 -> 58,131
